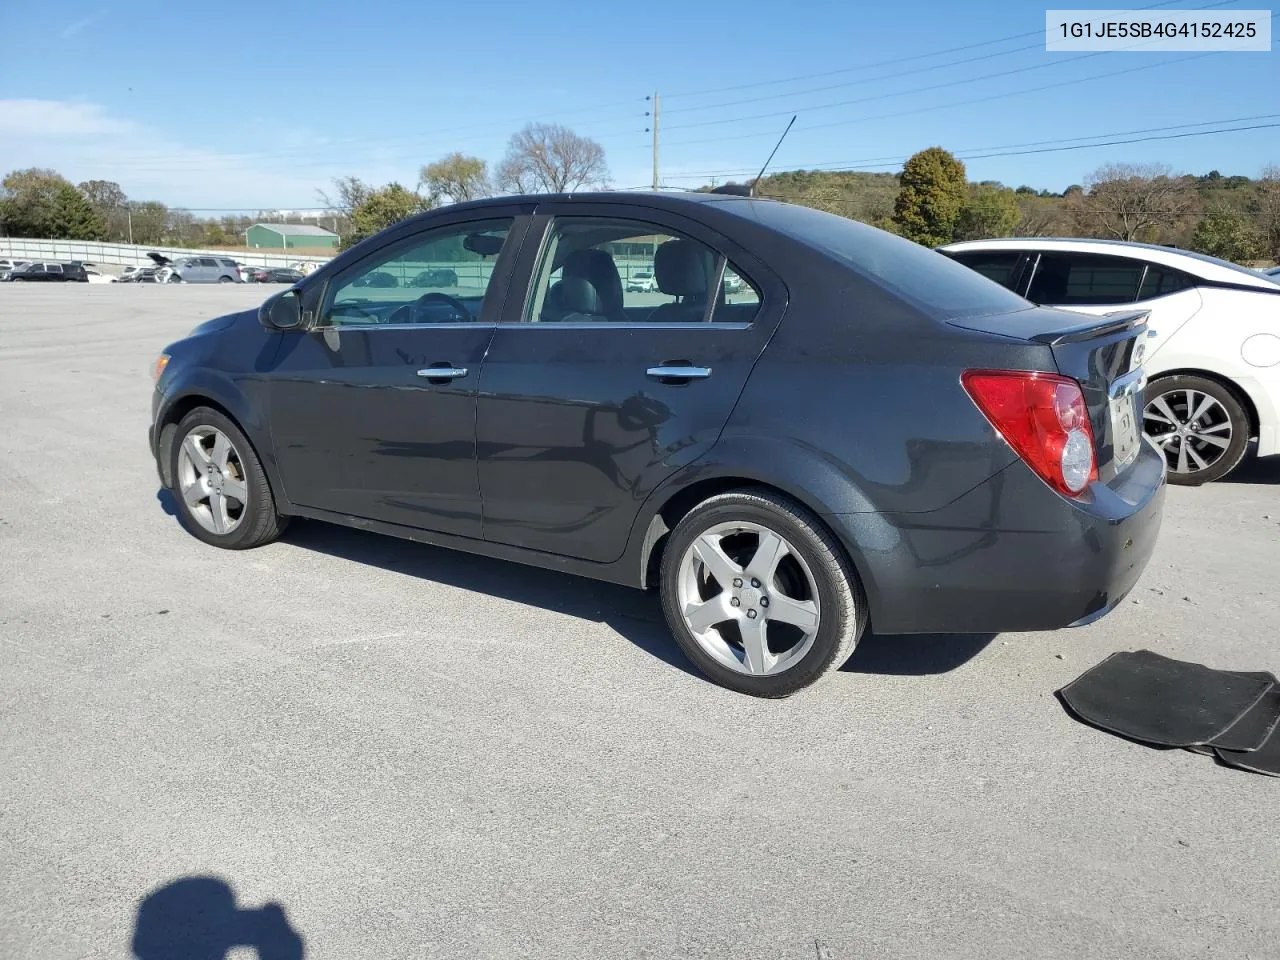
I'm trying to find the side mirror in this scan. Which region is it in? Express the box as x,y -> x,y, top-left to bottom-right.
260,290 -> 303,331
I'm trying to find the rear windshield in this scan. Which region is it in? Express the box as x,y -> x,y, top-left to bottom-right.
739,201 -> 1031,319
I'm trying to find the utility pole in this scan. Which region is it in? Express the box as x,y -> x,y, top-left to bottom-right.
127,208 -> 133,245
651,91 -> 660,191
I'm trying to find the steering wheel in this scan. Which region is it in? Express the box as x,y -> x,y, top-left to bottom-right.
388,292 -> 471,325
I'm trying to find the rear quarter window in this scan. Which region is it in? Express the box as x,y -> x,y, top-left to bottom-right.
746,202 -> 1029,319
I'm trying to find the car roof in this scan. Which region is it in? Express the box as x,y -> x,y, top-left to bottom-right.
940,236 -> 1278,290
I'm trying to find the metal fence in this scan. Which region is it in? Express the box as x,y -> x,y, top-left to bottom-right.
0,238 -> 333,270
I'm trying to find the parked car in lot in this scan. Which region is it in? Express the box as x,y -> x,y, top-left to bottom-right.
120,265 -> 161,283
148,253 -> 241,283
625,270 -> 657,293
942,237 -> 1280,486
0,258 -> 29,276
2,261 -> 88,282
151,193 -> 1165,697
248,267 -> 306,284
407,267 -> 459,288
352,270 -> 399,288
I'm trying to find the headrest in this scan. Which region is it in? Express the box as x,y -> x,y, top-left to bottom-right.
557,276 -> 603,315
654,240 -> 716,297
562,248 -> 622,315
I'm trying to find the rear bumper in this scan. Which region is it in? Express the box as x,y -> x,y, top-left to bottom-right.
832,440 -> 1167,634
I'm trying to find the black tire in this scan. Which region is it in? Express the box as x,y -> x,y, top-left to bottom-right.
219,276 -> 234,284
168,407 -> 287,549
1142,375 -> 1251,486
659,488 -> 866,697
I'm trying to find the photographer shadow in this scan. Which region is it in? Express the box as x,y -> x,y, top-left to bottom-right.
131,876 -> 304,960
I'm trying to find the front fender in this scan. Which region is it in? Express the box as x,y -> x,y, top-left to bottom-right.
154,367 -> 288,509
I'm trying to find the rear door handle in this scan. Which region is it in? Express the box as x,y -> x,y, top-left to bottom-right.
646,365 -> 712,382
417,366 -> 468,380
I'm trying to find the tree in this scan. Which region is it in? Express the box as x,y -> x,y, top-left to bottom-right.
1256,164 -> 1280,261
347,183 -> 431,247
1190,209 -> 1266,263
420,153 -> 490,205
953,183 -> 1019,241
0,168 -> 72,237
48,183 -> 106,240
128,201 -> 169,245
317,176 -> 372,220
495,123 -> 609,194
1014,194 -> 1069,237
78,179 -> 130,240
1068,162 -> 1196,242
891,147 -> 968,246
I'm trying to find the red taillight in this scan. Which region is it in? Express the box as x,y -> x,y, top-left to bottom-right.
962,370 -> 1097,498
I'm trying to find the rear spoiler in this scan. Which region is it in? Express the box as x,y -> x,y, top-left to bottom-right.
1030,309 -> 1150,346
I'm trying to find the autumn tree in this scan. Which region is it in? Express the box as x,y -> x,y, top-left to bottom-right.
346,183 -> 431,247
0,168 -> 72,237
1190,209 -> 1266,263
78,179 -> 130,240
953,183 -> 1019,241
128,201 -> 169,245
495,123 -> 609,194
1068,163 -> 1196,242
891,147 -> 968,246
420,153 -> 490,205
1256,164 -> 1280,261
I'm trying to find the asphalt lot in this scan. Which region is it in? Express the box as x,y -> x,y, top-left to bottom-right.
2,284 -> 1278,960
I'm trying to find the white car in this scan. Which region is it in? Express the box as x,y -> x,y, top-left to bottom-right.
941,238 -> 1280,485
625,270 -> 657,293
84,267 -> 116,284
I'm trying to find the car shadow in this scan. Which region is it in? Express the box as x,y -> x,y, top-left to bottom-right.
131,875 -> 305,960
1224,452 -> 1280,485
156,491 -> 998,680
280,519 -> 702,679
841,631 -> 997,676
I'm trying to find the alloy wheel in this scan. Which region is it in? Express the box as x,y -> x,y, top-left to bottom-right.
675,521 -> 822,676
176,426 -> 249,534
1143,388 -> 1233,475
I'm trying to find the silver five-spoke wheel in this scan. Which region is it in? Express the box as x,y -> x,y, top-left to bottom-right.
176,426 -> 249,534
1143,388 -> 1232,476
676,520 -> 822,676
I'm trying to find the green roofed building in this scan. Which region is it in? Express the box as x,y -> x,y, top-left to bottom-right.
245,223 -> 340,251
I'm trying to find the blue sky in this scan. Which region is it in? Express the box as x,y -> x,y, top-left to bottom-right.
0,0 -> 1275,210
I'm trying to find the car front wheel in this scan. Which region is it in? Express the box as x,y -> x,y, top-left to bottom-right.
169,407 -> 287,549
659,489 -> 865,697
1142,375 -> 1250,485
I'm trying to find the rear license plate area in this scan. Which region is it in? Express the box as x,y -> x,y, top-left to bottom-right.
1111,393 -> 1140,468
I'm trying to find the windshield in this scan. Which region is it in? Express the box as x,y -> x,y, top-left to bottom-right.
736,200 -> 1031,319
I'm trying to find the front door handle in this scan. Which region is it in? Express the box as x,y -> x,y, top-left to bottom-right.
417,366 -> 468,380
646,364 -> 712,382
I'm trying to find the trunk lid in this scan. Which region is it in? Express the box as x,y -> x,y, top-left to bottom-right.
950,306 -> 1150,483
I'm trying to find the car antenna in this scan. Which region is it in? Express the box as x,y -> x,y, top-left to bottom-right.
750,115 -> 796,198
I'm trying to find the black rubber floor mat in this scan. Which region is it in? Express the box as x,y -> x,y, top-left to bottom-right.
1058,651 -> 1274,748
1216,725 -> 1280,777
1208,677 -> 1280,752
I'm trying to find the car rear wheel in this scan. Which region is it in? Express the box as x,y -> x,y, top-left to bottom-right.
169,407 -> 287,549
219,276 -> 234,283
1142,375 -> 1250,485
659,489 -> 865,697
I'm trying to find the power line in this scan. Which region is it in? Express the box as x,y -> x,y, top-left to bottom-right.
658,0 -> 1218,106
662,0 -> 1239,119
663,113 -> 1280,180
661,51 -> 1216,149
669,121 -> 1280,188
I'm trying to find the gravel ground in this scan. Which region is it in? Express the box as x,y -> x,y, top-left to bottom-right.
2,284 -> 1277,960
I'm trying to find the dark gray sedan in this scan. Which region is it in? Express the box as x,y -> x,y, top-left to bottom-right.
149,193 -> 1165,696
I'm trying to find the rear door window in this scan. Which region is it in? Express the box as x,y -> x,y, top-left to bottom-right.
1137,264 -> 1196,300
1028,253 -> 1143,305
948,251 -> 1024,292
